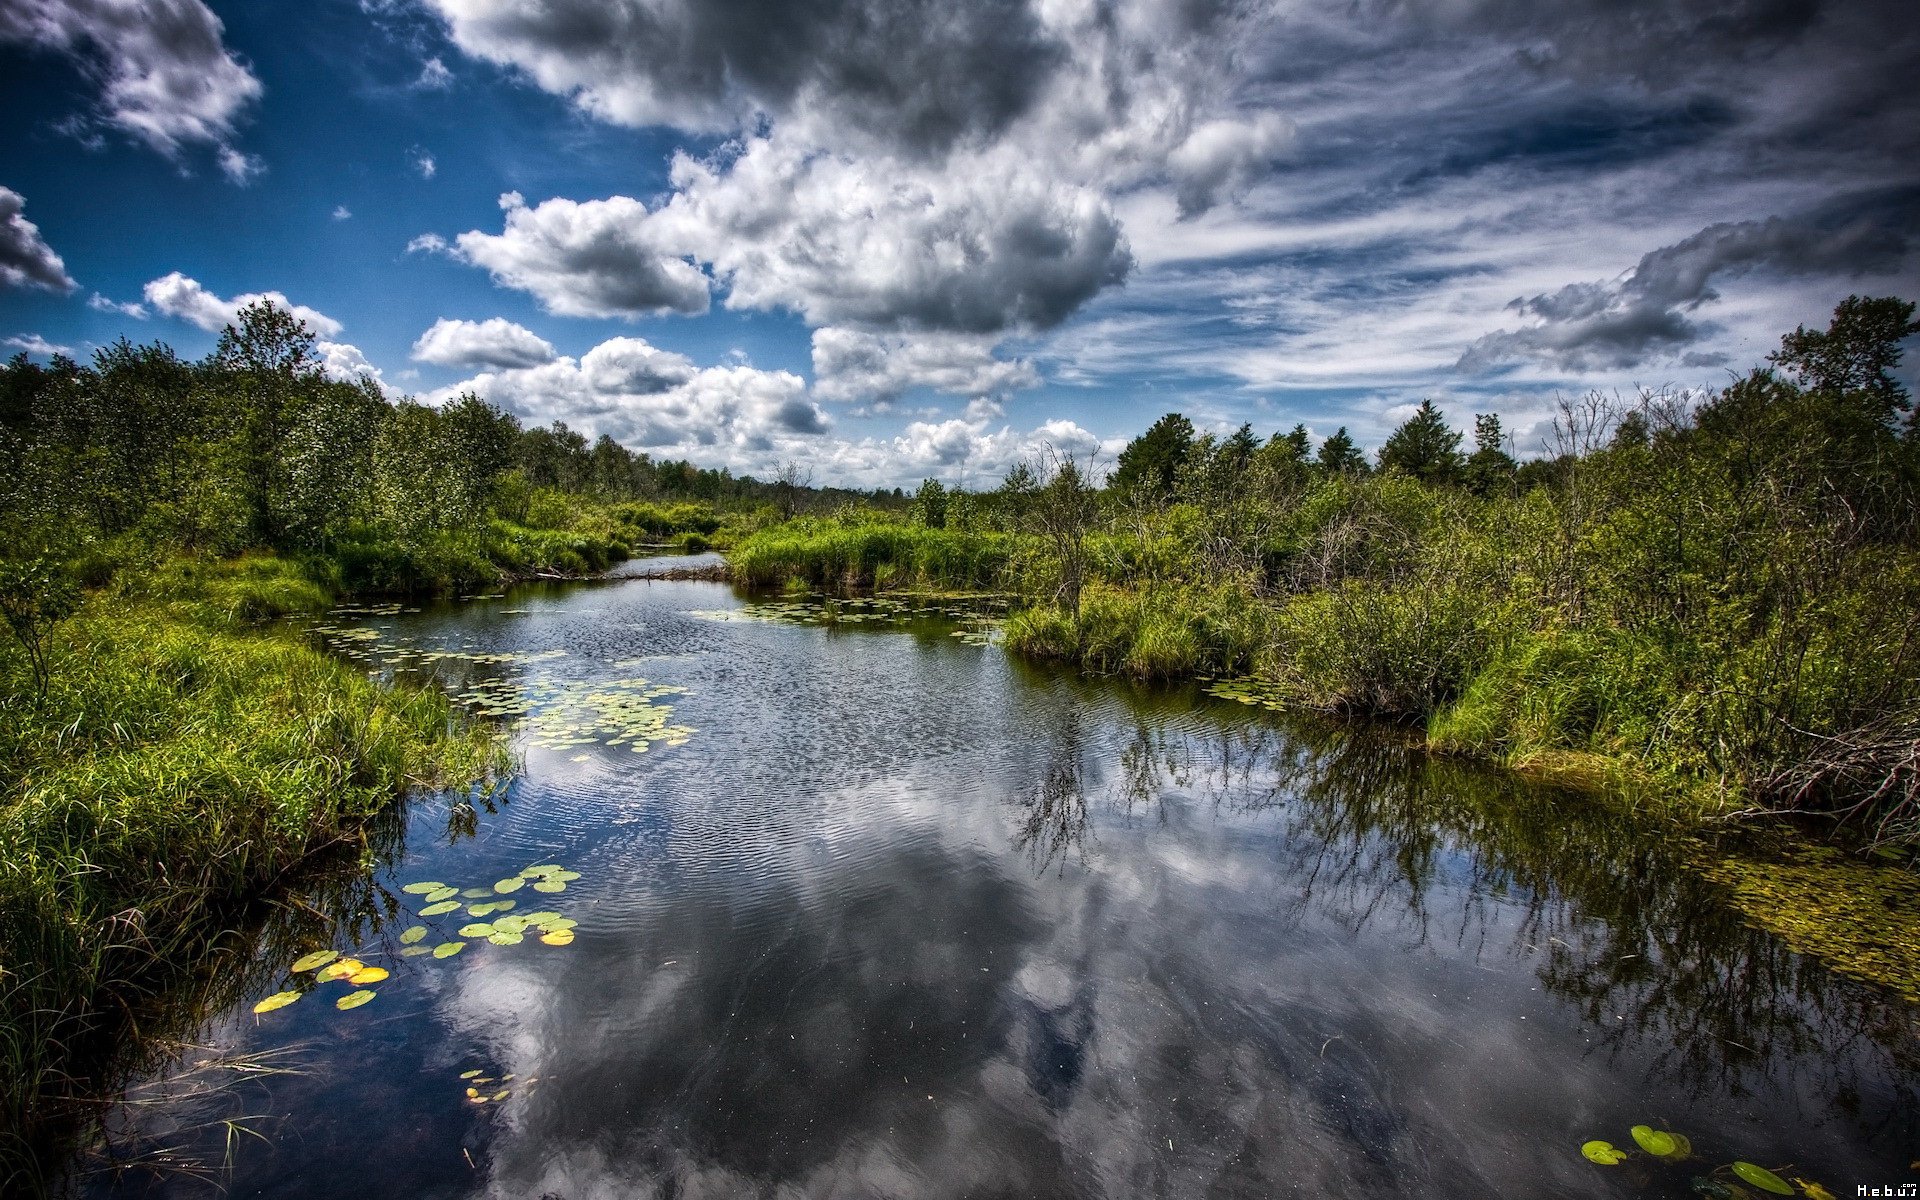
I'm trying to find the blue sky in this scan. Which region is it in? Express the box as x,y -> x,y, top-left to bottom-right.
3,0 -> 1916,488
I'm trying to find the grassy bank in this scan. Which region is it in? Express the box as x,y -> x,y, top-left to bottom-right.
0,555 -> 506,1188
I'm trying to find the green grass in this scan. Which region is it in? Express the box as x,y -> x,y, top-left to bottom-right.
730,520 -> 1014,592
0,556 -> 506,1186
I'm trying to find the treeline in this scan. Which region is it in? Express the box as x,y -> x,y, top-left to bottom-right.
0,301 -> 890,593
737,297 -> 1920,844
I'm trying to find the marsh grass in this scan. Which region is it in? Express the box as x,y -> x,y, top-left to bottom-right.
0,554 -> 506,1191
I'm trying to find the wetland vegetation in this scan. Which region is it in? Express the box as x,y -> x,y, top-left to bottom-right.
2,295 -> 1918,1194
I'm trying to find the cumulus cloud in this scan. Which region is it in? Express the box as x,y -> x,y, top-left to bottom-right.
1461,202 -> 1916,371
142,271 -> 344,338
447,191 -> 710,318
4,333 -> 73,357
416,55 -> 452,89
316,339 -> 397,393
0,187 -> 76,294
810,328 -> 1038,404
88,292 -> 145,317
411,148 -> 437,178
426,0 -> 1064,155
430,333 -> 823,454
411,316 -> 557,369
0,0 -> 262,170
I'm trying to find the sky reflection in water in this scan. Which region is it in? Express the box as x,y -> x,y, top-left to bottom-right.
81,572 -> 1920,1198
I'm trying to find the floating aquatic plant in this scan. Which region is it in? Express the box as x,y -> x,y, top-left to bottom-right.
252,991 -> 301,1014
335,990 -> 375,1010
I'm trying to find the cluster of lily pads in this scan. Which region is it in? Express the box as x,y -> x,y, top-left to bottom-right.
458,1067 -> 534,1105
250,864 -> 584,1018
450,676 -> 694,756
695,595 -> 1005,645
1580,1124 -> 1834,1199
250,950 -> 388,1014
1200,677 -> 1288,711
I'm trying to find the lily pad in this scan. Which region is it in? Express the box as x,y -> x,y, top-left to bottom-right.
540,929 -> 575,946
549,871 -> 582,882
317,958 -> 366,983
459,922 -> 497,938
523,911 -> 562,924
433,941 -> 467,958
424,886 -> 458,903
1730,1163 -> 1794,1196
492,1089 -> 509,1101
401,882 -> 445,895
494,915 -> 532,934
347,966 -> 389,984
540,917 -> 578,932
488,931 -> 525,946
253,991 -> 301,1014
335,990 -> 375,1010
532,880 -> 567,893
460,1069 -> 482,1079
399,945 -> 433,957
1631,1126 -> 1681,1157
291,950 -> 340,973
494,877 -> 525,893
468,901 -> 498,917
400,925 -> 429,944
1581,1141 -> 1629,1165
420,901 -> 461,916
462,888 -> 494,899
521,865 -> 561,877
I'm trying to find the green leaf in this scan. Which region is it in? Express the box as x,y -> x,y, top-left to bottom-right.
549,871 -> 581,881
1581,1141 -> 1628,1165
425,886 -> 459,903
459,1069 -> 482,1079
494,877 -> 525,893
291,950 -> 340,973
459,923 -> 497,938
335,990 -> 375,1010
521,865 -> 562,877
488,931 -> 524,946
1631,1125 -> 1680,1157
401,882 -> 445,895
461,888 -> 494,899
399,925 -> 428,945
253,991 -> 301,1014
433,941 -> 466,958
399,945 -> 433,957
420,901 -> 461,916
1730,1163 -> 1794,1196
532,880 -> 566,893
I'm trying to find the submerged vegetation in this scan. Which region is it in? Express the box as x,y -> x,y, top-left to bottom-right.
728,297 -> 1920,858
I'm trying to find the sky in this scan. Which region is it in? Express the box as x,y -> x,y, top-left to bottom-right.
2,0 -> 1916,489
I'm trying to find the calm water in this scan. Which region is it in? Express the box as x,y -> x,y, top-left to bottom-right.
75,561 -> 1920,1198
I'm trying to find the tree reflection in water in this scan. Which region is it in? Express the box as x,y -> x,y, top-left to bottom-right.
1008,691 -> 1920,1136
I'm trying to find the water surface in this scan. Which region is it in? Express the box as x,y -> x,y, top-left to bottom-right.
78,566 -> 1920,1197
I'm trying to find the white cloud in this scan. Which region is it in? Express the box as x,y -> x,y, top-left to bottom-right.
406,232 -> 449,255
429,334 -> 824,457
0,187 -> 76,294
449,191 -> 710,319
810,328 -> 1037,404
217,146 -> 264,184
4,333 -> 72,357
416,56 -> 453,89
412,316 -> 557,369
316,339 -> 396,393
87,292 -> 147,317
331,205 -> 352,221
142,271 -> 344,338
0,0 -> 262,171
412,148 -> 437,178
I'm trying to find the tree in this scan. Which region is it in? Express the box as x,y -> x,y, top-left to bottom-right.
1316,426 -> 1367,475
1377,399 -> 1463,485
1111,412 -> 1194,505
1769,294 -> 1919,424
211,300 -> 325,545
1462,412 -> 1517,497
774,459 -> 813,520
0,554 -> 78,700
912,478 -> 948,528
1028,449 -> 1100,619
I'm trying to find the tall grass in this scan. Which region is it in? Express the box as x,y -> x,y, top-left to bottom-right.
730,520 -> 1014,592
0,556 -> 505,1185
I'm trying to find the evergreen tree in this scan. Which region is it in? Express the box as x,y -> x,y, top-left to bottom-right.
1462,413 -> 1517,497
1377,400 -> 1462,485
1112,412 -> 1195,504
1316,426 -> 1367,475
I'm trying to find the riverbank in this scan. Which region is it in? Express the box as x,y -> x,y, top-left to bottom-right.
0,554 -> 509,1191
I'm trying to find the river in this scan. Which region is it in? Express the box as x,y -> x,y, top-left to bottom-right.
73,560 -> 1920,1197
